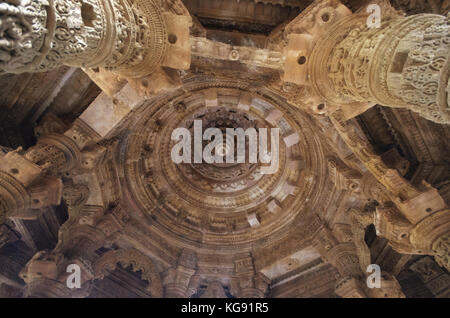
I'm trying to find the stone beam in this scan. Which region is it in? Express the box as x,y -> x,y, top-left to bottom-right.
190,37 -> 285,71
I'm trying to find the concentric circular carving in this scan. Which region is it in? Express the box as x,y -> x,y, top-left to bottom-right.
183,106 -> 264,192
121,77 -> 328,250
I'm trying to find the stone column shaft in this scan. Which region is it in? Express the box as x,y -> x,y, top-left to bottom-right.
311,12 -> 450,123
0,0 -> 169,77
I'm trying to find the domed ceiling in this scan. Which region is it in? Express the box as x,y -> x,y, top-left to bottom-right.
86,74 -> 357,297
118,78 -> 332,251
0,0 -> 449,299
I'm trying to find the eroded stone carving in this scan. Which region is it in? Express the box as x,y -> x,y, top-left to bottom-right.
0,0 -> 176,78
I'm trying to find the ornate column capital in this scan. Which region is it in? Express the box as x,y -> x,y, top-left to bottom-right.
327,157 -> 363,193
349,208 -> 407,298
231,255 -> 269,298
281,0 -> 450,123
24,134 -> 82,174
367,272 -> 406,298
0,113 -> 109,224
323,12 -> 450,123
410,209 -> 450,270
335,276 -> 368,298
0,170 -> 30,223
410,256 -> 450,297
20,251 -> 94,298
311,223 -> 372,297
163,249 -> 197,298
0,0 -> 192,80
326,242 -> 365,280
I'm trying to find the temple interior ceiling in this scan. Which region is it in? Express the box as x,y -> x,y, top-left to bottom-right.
0,0 -> 449,299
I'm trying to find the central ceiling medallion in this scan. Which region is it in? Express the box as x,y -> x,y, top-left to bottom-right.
121,78 -> 328,250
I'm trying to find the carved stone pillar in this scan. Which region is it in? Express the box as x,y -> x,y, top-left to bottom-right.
56,202 -> 129,264
0,150 -> 62,222
0,169 -> 30,224
368,272 -> 406,298
20,251 -> 94,298
327,243 -> 369,298
231,256 -> 269,298
410,209 -> 450,271
163,249 -> 197,298
328,108 -> 449,270
19,201 -> 123,297
0,118 -> 102,223
283,1 -> 449,123
312,226 -> 368,297
373,204 -> 417,254
0,151 -> 65,222
350,209 -> 407,298
59,225 -> 107,262
0,0 -> 172,77
326,14 -> 450,123
352,204 -> 450,272
327,157 -> 362,193
360,172 -> 391,204
23,134 -> 81,174
312,11 -> 450,123
410,256 -> 450,298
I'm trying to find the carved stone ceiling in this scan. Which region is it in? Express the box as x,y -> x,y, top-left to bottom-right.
0,0 -> 449,298
96,75 -> 354,286
119,78 -> 332,250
